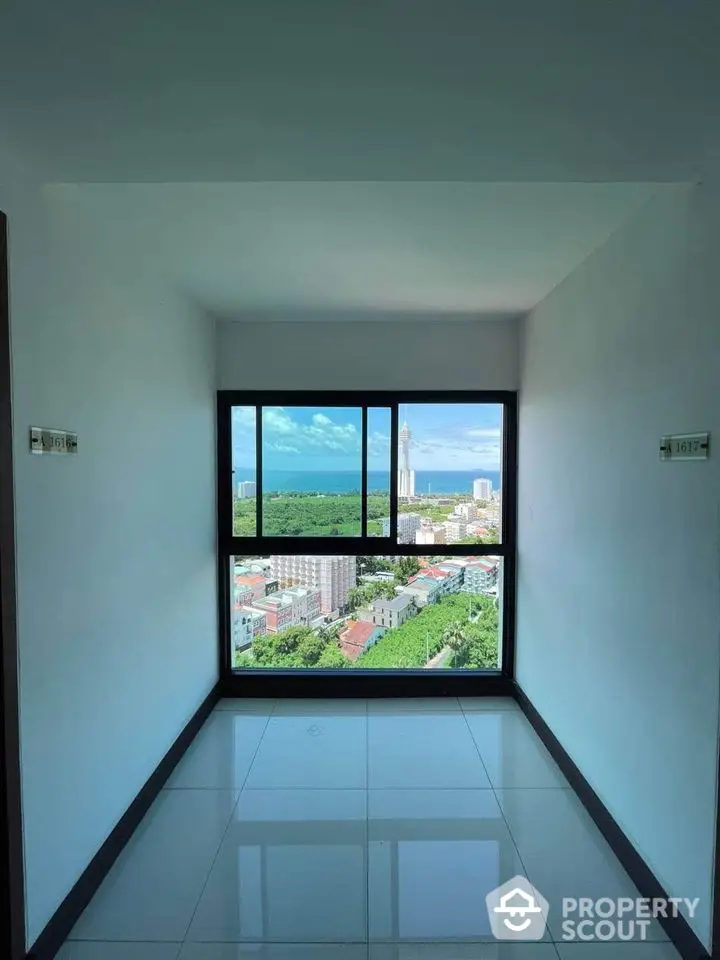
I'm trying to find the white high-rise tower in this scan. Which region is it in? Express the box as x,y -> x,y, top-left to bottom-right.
398,421 -> 415,497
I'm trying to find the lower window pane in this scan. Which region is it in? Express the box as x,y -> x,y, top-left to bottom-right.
230,554 -> 502,670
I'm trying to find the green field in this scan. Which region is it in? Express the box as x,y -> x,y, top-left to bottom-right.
233,492 -> 389,537
233,493 -> 497,542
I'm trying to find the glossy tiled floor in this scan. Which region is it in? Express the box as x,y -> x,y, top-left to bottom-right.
60,698 -> 681,960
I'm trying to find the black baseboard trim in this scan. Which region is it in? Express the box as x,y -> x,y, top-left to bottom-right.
221,671 -> 515,699
26,683 -> 221,960
514,683 -> 710,960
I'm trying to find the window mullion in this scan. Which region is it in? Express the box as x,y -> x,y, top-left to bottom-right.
255,403 -> 262,538
361,406 -> 368,537
389,402 -> 399,542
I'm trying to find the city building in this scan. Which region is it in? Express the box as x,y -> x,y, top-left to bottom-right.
435,562 -> 466,593
235,573 -> 268,602
413,563 -> 464,598
359,570 -> 396,583
338,620 -> 386,661
250,594 -> 295,633
461,559 -> 500,595
398,421 -> 416,497
403,576 -> 441,607
270,555 -> 356,614
444,518 -> 467,543
381,512 -> 422,543
237,480 -> 257,499
279,585 -> 322,624
415,519 -> 446,544
233,583 -> 254,609
358,594 -> 416,629
473,477 -> 493,501
232,606 -> 267,650
454,502 -> 478,522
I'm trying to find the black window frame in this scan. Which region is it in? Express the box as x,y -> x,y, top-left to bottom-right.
216,390 -> 517,696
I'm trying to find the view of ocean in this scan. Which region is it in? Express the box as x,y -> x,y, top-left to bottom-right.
232,469 -> 501,495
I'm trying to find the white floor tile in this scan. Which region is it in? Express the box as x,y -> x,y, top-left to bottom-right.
166,713 -> 270,789
215,699 -> 277,715
70,790 -> 238,942
180,946 -> 367,960
557,945 -> 681,958
271,699 -> 367,717
368,713 -> 491,788
464,712 -> 569,788
371,946 -> 559,959
460,698 -> 521,713
58,945 -> 181,960
187,789 -> 367,943
496,790 -> 668,942
368,789 -> 547,942
367,698 -> 461,715
244,713 -> 366,788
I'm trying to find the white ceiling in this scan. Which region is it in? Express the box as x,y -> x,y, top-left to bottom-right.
68,182 -> 663,316
1,3 -> 712,316
1,0 -> 719,182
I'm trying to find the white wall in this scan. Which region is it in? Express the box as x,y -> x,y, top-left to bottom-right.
517,182 -> 720,947
216,316 -> 520,390
0,174 -> 218,944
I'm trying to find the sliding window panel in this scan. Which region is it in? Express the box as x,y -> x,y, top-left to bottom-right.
231,406 -> 257,537
261,406 -> 364,537
367,407 -> 392,537
397,402 -> 503,547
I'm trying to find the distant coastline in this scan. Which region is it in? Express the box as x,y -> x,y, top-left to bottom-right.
232,469 -> 501,495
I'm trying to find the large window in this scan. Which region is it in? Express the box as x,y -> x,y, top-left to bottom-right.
218,392 -> 516,680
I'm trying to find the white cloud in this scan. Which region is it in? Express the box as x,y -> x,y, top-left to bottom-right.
267,441 -> 301,454
263,407 -> 295,435
262,408 -> 360,457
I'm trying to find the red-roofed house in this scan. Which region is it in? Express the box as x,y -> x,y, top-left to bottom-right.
235,574 -> 268,602
339,620 -> 386,661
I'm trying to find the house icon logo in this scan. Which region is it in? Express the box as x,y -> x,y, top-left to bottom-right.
485,875 -> 549,940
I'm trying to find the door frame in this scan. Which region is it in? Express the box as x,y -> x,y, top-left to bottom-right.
0,210 -> 26,959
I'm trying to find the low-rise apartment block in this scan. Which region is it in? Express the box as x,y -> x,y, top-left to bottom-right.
454,502 -> 478,521
250,594 -> 295,633
444,518 -> 467,543
461,559 -> 500,594
232,606 -> 267,650
415,519 -> 446,544
358,593 -> 416,629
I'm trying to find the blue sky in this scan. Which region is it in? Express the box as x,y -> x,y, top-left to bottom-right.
232,403 -> 502,472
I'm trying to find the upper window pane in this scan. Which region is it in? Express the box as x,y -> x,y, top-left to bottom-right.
262,406 -> 363,537
231,406 -> 257,537
368,407 -> 391,537
398,403 -> 502,545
